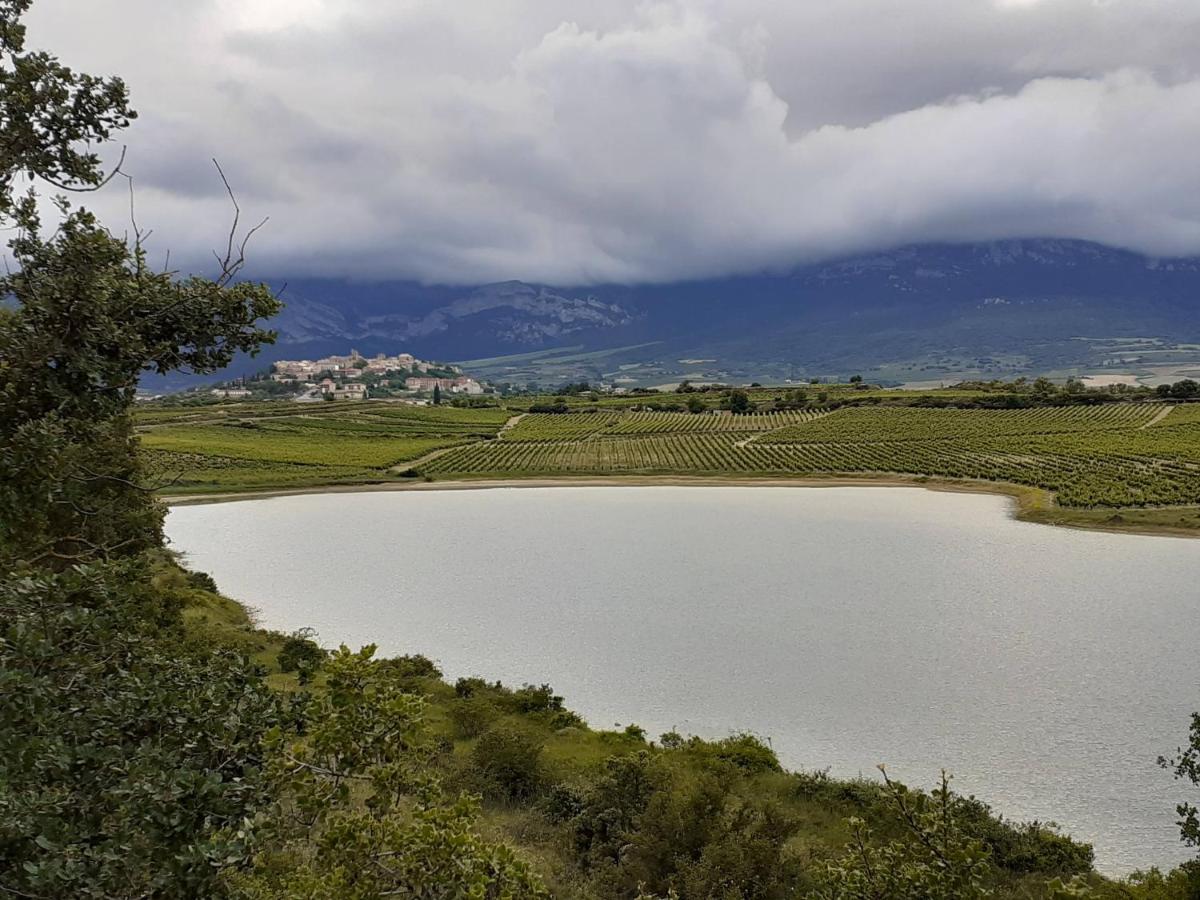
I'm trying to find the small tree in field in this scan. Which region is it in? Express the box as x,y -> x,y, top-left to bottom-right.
726,389 -> 751,414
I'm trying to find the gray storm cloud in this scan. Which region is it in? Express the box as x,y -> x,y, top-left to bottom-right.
23,0 -> 1200,285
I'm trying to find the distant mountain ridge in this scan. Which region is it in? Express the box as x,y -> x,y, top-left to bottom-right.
161,239 -> 1200,390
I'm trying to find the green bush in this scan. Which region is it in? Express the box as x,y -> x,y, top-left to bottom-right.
471,725 -> 545,801
381,653 -> 441,678
0,562 -> 283,898
275,627 -> 326,684
184,568 -> 219,592
450,696 -> 503,739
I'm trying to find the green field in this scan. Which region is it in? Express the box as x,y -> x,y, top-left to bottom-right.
138,401 -> 510,492
141,395 -> 1200,533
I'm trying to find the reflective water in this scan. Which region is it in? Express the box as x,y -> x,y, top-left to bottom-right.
166,486 -> 1200,873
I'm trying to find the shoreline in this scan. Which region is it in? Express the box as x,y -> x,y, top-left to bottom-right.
163,473 -> 1200,540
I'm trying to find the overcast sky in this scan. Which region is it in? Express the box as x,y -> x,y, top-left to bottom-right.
24,0 -> 1200,285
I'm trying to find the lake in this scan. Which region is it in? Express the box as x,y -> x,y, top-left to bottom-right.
166,485 -> 1200,874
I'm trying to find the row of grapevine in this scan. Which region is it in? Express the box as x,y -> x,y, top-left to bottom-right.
759,403 -> 1167,444
423,422 -> 1200,507
606,409 -> 831,434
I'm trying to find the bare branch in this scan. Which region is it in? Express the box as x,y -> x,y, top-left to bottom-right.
210,157 -> 269,286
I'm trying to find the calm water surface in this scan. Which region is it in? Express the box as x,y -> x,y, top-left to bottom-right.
166,486 -> 1200,874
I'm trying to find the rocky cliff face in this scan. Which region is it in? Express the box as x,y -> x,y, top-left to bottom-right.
274,280 -> 637,348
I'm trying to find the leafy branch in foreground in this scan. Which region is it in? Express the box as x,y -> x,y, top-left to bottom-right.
225,645 -> 547,899
816,768 -> 995,900
0,560 -> 287,897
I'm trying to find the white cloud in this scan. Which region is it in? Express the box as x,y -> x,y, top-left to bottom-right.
21,0 -> 1200,284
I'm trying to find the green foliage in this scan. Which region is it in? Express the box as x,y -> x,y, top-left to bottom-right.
726,389 -> 753,413
276,627 -> 326,684
620,773 -> 801,899
0,204 -> 280,566
954,797 -> 1094,876
704,733 -> 782,774
1160,712 -> 1200,851
230,646 -> 547,897
1115,861 -> 1200,899
472,724 -> 546,801
571,751 -> 662,871
186,567 -> 220,592
816,770 -> 995,900
1156,380 -> 1200,400
565,749 -> 803,898
0,0 -> 280,569
451,695 -> 504,739
0,0 -> 134,221
376,652 -> 441,679
0,560 -> 284,897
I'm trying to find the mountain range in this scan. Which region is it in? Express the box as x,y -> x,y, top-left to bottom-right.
170,239 -> 1200,390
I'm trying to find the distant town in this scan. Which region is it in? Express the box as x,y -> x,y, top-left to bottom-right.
208,349 -> 488,402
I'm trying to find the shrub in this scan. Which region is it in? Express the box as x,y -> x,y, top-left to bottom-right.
709,733 -> 781,773
378,653 -> 442,679
184,569 -> 219,593
455,675 -> 493,698
512,683 -> 565,714
551,709 -> 586,730
276,627 -> 325,684
471,725 -> 545,801
450,696 -> 502,740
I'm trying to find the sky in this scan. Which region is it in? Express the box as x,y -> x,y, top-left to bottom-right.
23,0 -> 1200,286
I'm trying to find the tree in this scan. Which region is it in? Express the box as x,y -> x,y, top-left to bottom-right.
686,395 -> 706,414
0,0 -> 135,224
0,1 -> 279,571
1170,379 -> 1200,399
432,382 -> 442,405
1032,377 -> 1057,399
0,205 -> 280,569
849,374 -> 863,384
726,389 -> 752,414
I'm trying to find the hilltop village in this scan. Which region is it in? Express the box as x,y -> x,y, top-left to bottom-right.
208,349 -> 488,402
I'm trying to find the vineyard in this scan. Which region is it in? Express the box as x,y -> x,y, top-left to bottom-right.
423,404 -> 1200,509
137,402 -> 508,492
758,404 -> 1166,443
499,408 -> 828,441
141,398 -> 1200,518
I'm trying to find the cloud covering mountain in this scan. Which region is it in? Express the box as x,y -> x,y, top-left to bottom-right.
24,0 -> 1200,285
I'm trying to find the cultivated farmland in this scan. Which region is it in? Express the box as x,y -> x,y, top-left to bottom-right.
142,396 -> 1200,529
